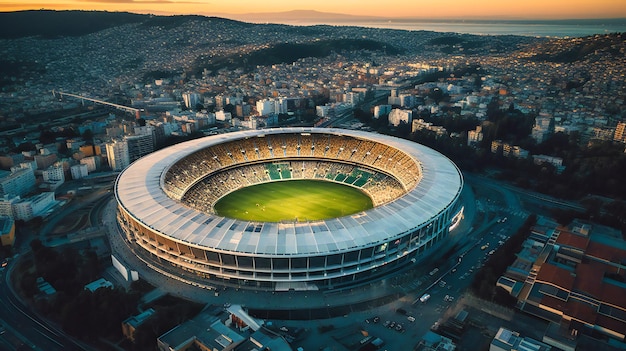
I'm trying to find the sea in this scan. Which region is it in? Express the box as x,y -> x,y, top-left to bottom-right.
292,19 -> 626,38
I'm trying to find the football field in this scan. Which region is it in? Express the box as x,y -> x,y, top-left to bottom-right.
214,180 -> 373,222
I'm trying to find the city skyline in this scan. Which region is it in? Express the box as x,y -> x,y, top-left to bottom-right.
1,0 -> 626,20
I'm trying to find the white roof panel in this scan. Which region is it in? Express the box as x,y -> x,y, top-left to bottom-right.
116,128 -> 463,256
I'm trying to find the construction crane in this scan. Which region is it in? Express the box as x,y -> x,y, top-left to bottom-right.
52,90 -> 142,119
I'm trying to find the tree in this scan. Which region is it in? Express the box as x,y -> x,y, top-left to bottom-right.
81,129 -> 93,144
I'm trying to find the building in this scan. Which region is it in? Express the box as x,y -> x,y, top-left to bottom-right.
388,108 -> 413,127
115,128 -> 464,291
0,167 -> 36,198
33,152 -> 57,170
182,92 -> 201,110
106,139 -> 130,171
420,330 -> 457,351
614,122 -> 626,143
122,308 -> 155,342
84,278 -> 114,292
126,133 -> 154,163
157,307 -> 245,351
0,153 -> 24,170
42,163 -> 65,183
373,104 -> 392,119
79,144 -> 101,157
13,192 -> 56,221
531,114 -> 555,144
513,220 -> 626,344
0,216 -> 15,247
70,164 -> 89,180
412,119 -> 448,136
0,195 -> 19,218
490,327 -> 551,351
80,156 -> 101,173
215,110 -> 232,122
467,126 -> 483,146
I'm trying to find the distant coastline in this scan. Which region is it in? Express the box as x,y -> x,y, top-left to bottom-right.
273,19 -> 626,38
224,11 -> 626,37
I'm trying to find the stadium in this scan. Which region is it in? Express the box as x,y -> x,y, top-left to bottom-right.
115,127 -> 464,291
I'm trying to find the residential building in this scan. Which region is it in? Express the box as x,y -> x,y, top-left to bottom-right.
80,156 -> 101,173
70,164 -> 89,180
388,108 -> 412,127
490,327 -> 552,351
84,278 -> 114,292
373,104 -> 392,119
512,220 -> 626,345
126,134 -> 153,162
157,307 -> 245,351
182,92 -> 201,109
33,152 -> 57,170
122,308 -> 155,342
0,153 -> 24,170
0,195 -> 19,218
613,122 -> 626,143
42,163 -> 65,183
215,110 -> 232,122
531,114 -> 555,144
0,167 -> 36,198
0,216 -> 15,247
106,139 -> 130,171
467,126 -> 483,146
13,192 -> 56,221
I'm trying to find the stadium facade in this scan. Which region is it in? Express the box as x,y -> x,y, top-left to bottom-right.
115,128 -> 464,291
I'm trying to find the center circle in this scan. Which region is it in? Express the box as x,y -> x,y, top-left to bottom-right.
213,179 -> 374,222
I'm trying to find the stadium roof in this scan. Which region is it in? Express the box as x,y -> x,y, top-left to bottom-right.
115,128 -> 463,256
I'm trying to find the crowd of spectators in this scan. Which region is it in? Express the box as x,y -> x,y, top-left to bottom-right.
164,133 -> 421,213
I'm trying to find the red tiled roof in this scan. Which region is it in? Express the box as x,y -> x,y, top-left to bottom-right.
563,299 -> 597,325
536,263 -> 575,291
594,314 -> 626,338
600,283 -> 626,310
586,241 -> 626,263
556,231 -> 589,251
573,261 -> 604,299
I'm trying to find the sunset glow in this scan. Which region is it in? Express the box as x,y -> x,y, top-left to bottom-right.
1,0 -> 625,19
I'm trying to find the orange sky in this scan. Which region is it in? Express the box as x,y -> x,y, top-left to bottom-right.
0,0 -> 625,19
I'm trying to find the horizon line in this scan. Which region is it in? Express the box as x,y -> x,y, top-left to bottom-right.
2,8 -> 626,22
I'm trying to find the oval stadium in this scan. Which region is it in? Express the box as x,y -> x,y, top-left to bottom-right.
115,127 -> 464,291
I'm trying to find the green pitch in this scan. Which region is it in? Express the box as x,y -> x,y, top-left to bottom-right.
214,180 -> 373,222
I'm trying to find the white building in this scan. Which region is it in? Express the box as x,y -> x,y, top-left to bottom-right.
215,110 -> 232,122
71,164 -> 89,180
0,167 -> 36,198
388,108 -> 413,127
0,195 -> 19,218
80,156 -> 100,173
373,105 -> 392,119
42,163 -> 65,183
182,92 -> 201,110
13,192 -> 56,221
490,327 -> 551,351
106,139 -> 130,171
531,114 -> 555,144
255,98 -> 288,116
316,105 -> 331,118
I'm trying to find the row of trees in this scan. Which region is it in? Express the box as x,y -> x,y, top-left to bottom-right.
21,240 -> 140,341
469,215 -> 537,306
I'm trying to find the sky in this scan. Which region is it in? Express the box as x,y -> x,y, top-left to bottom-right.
0,0 -> 625,19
